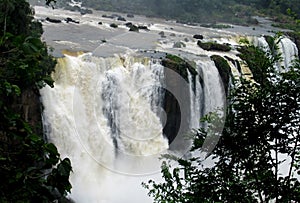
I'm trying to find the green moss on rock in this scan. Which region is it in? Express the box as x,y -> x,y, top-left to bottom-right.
210,55 -> 231,94
197,40 -> 231,52
162,54 -> 197,82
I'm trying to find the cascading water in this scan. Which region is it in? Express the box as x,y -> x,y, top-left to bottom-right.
197,59 -> 225,116
40,51 -> 227,202
277,37 -> 298,70
40,53 -> 170,202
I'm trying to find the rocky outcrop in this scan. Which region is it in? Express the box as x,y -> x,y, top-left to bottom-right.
197,40 -> 231,52
162,54 -> 197,82
210,55 -> 231,95
161,54 -> 197,144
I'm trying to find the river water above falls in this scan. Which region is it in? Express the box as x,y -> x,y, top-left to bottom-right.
36,5 -> 298,203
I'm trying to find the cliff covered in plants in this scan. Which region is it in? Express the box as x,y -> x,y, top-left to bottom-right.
0,0 -> 72,201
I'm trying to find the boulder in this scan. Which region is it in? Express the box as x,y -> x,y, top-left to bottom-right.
110,23 -> 118,28
158,31 -> 166,38
138,25 -> 149,31
173,41 -> 186,48
117,16 -> 126,21
129,24 -> 139,32
125,22 -> 133,27
127,14 -> 134,18
45,17 -> 62,23
65,17 -> 79,24
193,34 -> 204,39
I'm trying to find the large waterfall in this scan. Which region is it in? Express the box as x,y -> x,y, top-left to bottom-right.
40,34 -> 299,202
40,52 -> 226,202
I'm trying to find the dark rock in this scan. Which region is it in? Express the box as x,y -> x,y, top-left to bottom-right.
80,8 -> 93,15
193,34 -> 204,39
173,41 -> 186,48
45,17 -> 62,23
210,55 -> 231,94
125,22 -> 133,27
161,54 -> 196,146
162,54 -> 197,83
170,33 -> 176,37
158,31 -> 165,38
129,24 -> 139,32
65,17 -> 79,24
127,14 -> 134,18
110,23 -> 118,28
138,25 -> 149,30
197,40 -> 231,52
117,16 -> 126,21
102,14 -> 114,19
98,22 -> 103,25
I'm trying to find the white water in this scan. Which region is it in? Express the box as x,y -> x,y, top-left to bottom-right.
40,53 -> 170,202
197,59 -> 225,115
40,51 -> 228,202
277,37 -> 298,70
187,70 -> 201,129
35,4 -> 300,201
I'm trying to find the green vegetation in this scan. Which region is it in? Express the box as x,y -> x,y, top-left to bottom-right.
0,0 -> 72,202
197,41 -> 231,52
36,0 -> 300,31
210,55 -> 231,94
162,54 -> 197,83
144,36 -> 300,202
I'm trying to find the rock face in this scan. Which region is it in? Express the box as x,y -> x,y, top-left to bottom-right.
161,54 -> 197,144
210,55 -> 231,95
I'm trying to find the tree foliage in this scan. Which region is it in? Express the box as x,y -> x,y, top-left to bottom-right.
40,0 -> 300,28
144,36 -> 300,202
0,0 -> 72,202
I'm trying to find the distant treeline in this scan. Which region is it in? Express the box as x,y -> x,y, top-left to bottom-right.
30,0 -> 300,26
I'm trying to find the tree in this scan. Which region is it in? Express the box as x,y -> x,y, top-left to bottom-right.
143,36 -> 300,202
0,0 -> 72,202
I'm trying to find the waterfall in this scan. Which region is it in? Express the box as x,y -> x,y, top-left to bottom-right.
254,36 -> 298,71
40,51 -> 227,202
196,59 -> 225,116
187,70 -> 201,129
40,53 -> 169,202
277,37 -> 298,70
